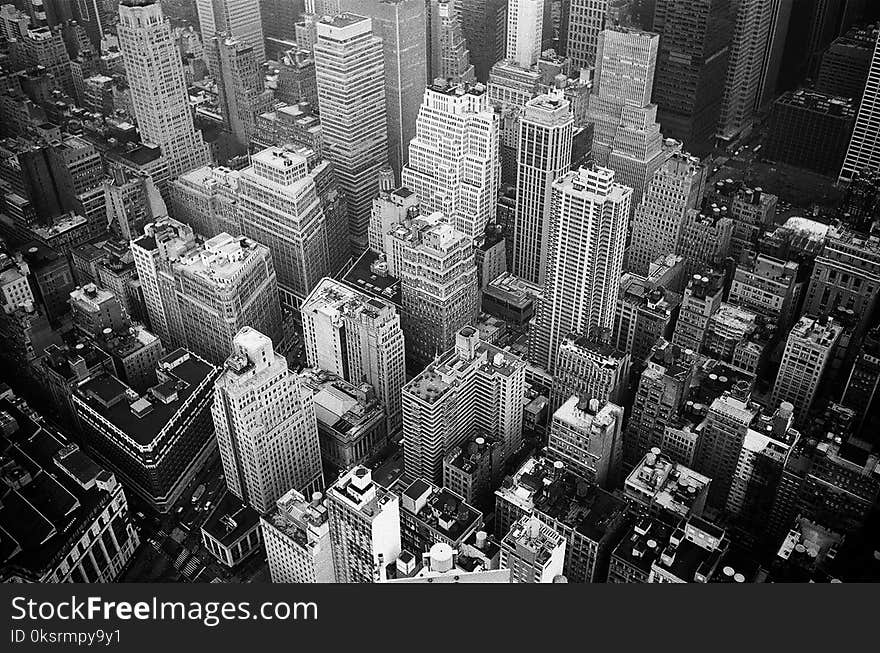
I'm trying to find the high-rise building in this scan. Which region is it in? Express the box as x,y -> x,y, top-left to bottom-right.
118,1 -> 210,178
675,207 -> 734,281
548,395 -> 624,488
672,270 -> 725,354
529,166 -> 632,373
338,0 -> 427,177
197,0 -> 265,65
816,23 -> 878,103
500,515 -> 567,583
301,277 -> 406,434
402,81 -> 500,241
624,449 -> 711,521
327,465 -> 401,582
626,152 -> 706,276
566,0 -> 609,71
314,13 -> 389,250
209,34 -> 272,152
132,221 -> 283,364
840,26 -> 880,182
436,0 -> 476,83
506,0 -> 544,69
771,316 -> 843,425
460,0 -> 508,82
369,186 -> 420,254
402,326 -> 526,483
841,327 -> 880,438
385,212 -> 479,369
729,252 -> 800,330
652,0 -> 733,155
716,0 -> 773,142
237,146 -> 331,308
512,91 -> 573,286
261,487 -> 336,583
73,348 -> 219,513
213,327 -> 324,514
550,334 -> 630,411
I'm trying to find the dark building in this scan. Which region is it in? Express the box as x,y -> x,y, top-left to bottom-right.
652,0 -> 732,155
816,23 -> 878,101
765,89 -> 855,176
260,0 -> 304,59
460,0 -> 507,82
72,348 -> 220,513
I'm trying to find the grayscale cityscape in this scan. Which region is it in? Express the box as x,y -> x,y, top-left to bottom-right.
1,0 -> 880,585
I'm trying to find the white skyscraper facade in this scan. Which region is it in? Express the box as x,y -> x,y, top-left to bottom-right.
314,14 -> 390,250
118,0 -> 210,178
213,328 -> 324,514
197,0 -> 265,65
529,166 -> 632,372
840,28 -> 880,182
506,0 -> 544,69
402,81 -> 500,241
513,91 -> 573,286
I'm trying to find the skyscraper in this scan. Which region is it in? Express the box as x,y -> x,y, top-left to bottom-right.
513,91 -> 573,286
261,488 -> 336,583
197,0 -> 265,65
566,0 -> 608,71
529,166 -> 632,373
626,152 -> 706,276
314,13 -> 390,250
839,27 -> 880,182
436,0 -> 476,83
213,327 -> 324,514
506,0 -> 544,69
338,0 -> 427,177
385,212 -> 480,368
118,0 -> 210,178
716,0 -> 773,142
652,0 -> 733,155
237,146 -> 331,308
402,80 -> 501,241
460,0 -> 508,82
402,326 -> 526,483
301,277 -> 406,434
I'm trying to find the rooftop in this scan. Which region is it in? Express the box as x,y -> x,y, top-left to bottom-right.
201,491 -> 261,548
297,369 -> 383,442
340,250 -> 401,306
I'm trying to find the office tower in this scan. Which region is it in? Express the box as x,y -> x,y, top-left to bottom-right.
626,152 -> 706,276
0,391 -> 140,583
104,166 -> 167,243
133,223 -> 283,364
548,395 -> 624,488
652,0 -> 733,155
118,1 -> 209,179
495,456 -> 629,582
385,213 -> 479,369
460,0 -> 507,81
816,23 -> 877,102
506,0 -> 544,69
69,284 -> 129,338
625,344 -> 698,465
614,265 -> 684,363
197,0 -> 265,65
301,277 -> 406,434
566,0 -> 609,70
73,348 -> 219,513
624,449 -> 711,521
588,28 -> 674,212
168,165 -> 241,238
765,90 -> 856,176
398,479 -> 483,554
672,270 -> 724,354
513,92 -> 573,286
729,252 -> 799,329
261,0 -> 305,57
771,316 -> 843,425
709,181 -> 777,261
402,81 -> 500,241
803,223 -> 880,342
436,0 -> 476,83
209,34 -> 272,152
237,146 -> 330,307
529,166 -> 631,373
314,14 -> 390,250
551,334 -> 630,411
500,515 -> 567,583
675,208 -> 733,280
840,27 -> 880,181
338,0 -> 427,177
369,186 -> 419,254
213,327 -> 324,513
261,488 -> 336,583
693,393 -> 759,510
716,0 -> 773,142
327,465 -> 401,583
402,326 -> 526,483
841,327 -> 880,438
443,434 -> 504,508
